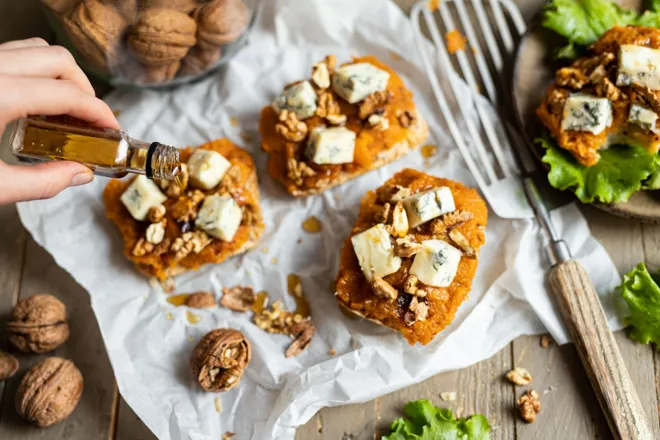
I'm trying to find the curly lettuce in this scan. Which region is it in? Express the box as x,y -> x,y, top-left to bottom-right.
537,136 -> 660,203
382,400 -> 490,440
618,263 -> 660,346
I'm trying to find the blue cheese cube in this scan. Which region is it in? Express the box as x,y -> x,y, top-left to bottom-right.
402,187 -> 456,228
273,80 -> 318,120
195,195 -> 242,242
616,44 -> 660,90
331,63 -> 390,104
351,224 -> 402,282
628,103 -> 658,131
187,149 -> 232,190
560,93 -> 612,134
305,126 -> 356,164
410,240 -> 462,287
120,175 -> 167,221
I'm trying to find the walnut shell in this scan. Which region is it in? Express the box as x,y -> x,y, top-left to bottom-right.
128,8 -> 197,66
7,294 -> 70,354
15,357 -> 83,428
0,351 -> 19,381
41,0 -> 81,16
191,329 -> 251,392
194,0 -> 249,48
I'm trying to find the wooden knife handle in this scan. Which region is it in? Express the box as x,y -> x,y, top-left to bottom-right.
549,260 -> 652,440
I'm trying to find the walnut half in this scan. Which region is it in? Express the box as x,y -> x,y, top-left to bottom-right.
190,329 -> 252,392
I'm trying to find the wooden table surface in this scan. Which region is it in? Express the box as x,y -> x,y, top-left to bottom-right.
2,0 -> 660,439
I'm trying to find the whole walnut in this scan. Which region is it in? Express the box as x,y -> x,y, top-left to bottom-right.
15,357 -> 83,428
191,328 -> 251,392
128,8 -> 197,66
194,0 -> 249,49
179,46 -> 221,77
7,294 -> 70,354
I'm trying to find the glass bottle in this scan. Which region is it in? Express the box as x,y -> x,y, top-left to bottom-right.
8,116 -> 181,180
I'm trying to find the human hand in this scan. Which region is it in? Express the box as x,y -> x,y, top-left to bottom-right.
0,38 -> 119,205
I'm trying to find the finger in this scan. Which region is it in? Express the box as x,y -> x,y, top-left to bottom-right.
0,46 -> 95,95
0,76 -> 120,130
0,38 -> 49,52
0,160 -> 93,204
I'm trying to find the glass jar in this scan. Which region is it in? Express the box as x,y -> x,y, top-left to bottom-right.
39,0 -> 258,88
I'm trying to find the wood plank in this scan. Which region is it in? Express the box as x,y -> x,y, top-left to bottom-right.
295,401 -> 377,440
0,238 -> 116,440
115,397 -> 157,440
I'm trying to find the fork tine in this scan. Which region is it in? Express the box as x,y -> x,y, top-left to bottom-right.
422,7 -> 502,182
437,2 -> 516,177
488,0 -> 515,51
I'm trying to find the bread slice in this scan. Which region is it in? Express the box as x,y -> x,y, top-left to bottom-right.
259,55 -> 429,196
335,169 -> 488,345
104,139 -> 264,280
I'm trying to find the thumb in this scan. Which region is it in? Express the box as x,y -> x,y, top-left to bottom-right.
0,160 -> 94,204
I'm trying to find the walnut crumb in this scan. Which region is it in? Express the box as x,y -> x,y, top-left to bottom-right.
328,349 -> 337,356
396,109 -> 416,128
448,229 -> 478,258
376,184 -> 412,203
518,390 -> 541,423
147,204 -> 166,223
405,296 -> 428,325
287,158 -> 317,186
440,391 -> 457,401
368,114 -> 390,131
394,236 -> 423,258
317,91 -> 346,125
276,109 -> 308,142
132,238 -> 154,256
390,202 -> 409,237
359,90 -> 391,119
222,433 -> 235,440
371,276 -> 398,300
374,203 -> 391,223
555,67 -> 588,90
506,367 -> 533,386
403,275 -> 419,294
161,277 -> 175,293
540,335 -> 552,348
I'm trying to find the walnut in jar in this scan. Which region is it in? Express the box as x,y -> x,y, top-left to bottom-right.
190,329 -> 251,392
7,294 -> 70,353
15,357 -> 84,428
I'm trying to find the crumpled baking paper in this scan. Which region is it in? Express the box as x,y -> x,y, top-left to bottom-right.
15,0 -> 624,438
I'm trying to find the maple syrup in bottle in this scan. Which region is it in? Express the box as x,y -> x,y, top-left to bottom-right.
9,116 -> 181,180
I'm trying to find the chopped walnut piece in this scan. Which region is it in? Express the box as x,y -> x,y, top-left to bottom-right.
403,275 -> 419,294
595,78 -> 621,101
158,164 -> 189,197
518,390 -> 541,423
276,110 -> 308,142
391,202 -> 409,237
285,319 -> 315,357
186,292 -> 217,308
372,276 -> 398,300
588,64 -> 608,84
506,367 -> 533,386
376,184 -> 412,203
170,231 -> 212,260
374,203 -> 391,223
440,391 -> 457,401
222,432 -> 235,440
287,158 -> 317,186
312,61 -> 330,89
145,221 -> 166,245
132,238 -> 154,256
253,300 -> 303,334
449,229 -> 478,258
394,236 -> 423,258
576,52 -> 615,74
548,88 -> 569,115
540,335 -> 552,348
405,296 -> 429,325
170,194 -> 202,223
147,204 -> 166,223
555,67 -> 588,90
220,286 -> 255,312
396,109 -> 417,128
359,90 -> 391,119
632,83 -> 660,113
444,210 -> 474,227
368,114 -> 390,131
317,91 -> 346,125
216,166 -> 241,195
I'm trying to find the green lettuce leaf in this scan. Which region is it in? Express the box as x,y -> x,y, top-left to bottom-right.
619,263 -> 660,345
382,400 -> 490,440
537,136 -> 660,203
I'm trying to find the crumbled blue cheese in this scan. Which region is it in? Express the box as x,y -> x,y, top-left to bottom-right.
560,93 -> 612,134
305,126 -> 356,164
628,103 -> 658,131
120,175 -> 167,221
410,240 -> 462,287
331,63 -> 390,104
273,80 -> 318,120
616,44 -> 660,90
351,224 -> 402,282
195,195 -> 242,242
187,149 -> 232,190
402,187 -> 456,228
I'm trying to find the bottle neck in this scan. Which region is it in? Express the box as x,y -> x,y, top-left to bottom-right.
126,140 -> 180,180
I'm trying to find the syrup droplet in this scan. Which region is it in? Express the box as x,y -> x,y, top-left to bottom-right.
302,216 -> 322,233
187,336 -> 194,342
252,291 -> 270,313
186,311 -> 202,324
167,294 -> 189,307
287,274 -> 311,317
421,144 -> 437,158
271,257 -> 278,264
166,312 -> 174,321
230,117 -> 240,127
389,51 -> 403,61
261,247 -> 269,254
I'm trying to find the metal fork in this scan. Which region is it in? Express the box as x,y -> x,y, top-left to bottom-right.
410,1 -> 652,438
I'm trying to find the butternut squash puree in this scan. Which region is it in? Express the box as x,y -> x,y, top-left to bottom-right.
537,26 -> 660,166
335,169 -> 488,345
259,56 -> 419,194
104,139 -> 263,280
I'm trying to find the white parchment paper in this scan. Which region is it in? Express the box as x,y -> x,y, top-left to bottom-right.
16,0 -> 625,438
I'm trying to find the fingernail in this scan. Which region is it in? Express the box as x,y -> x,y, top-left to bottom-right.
70,171 -> 93,187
